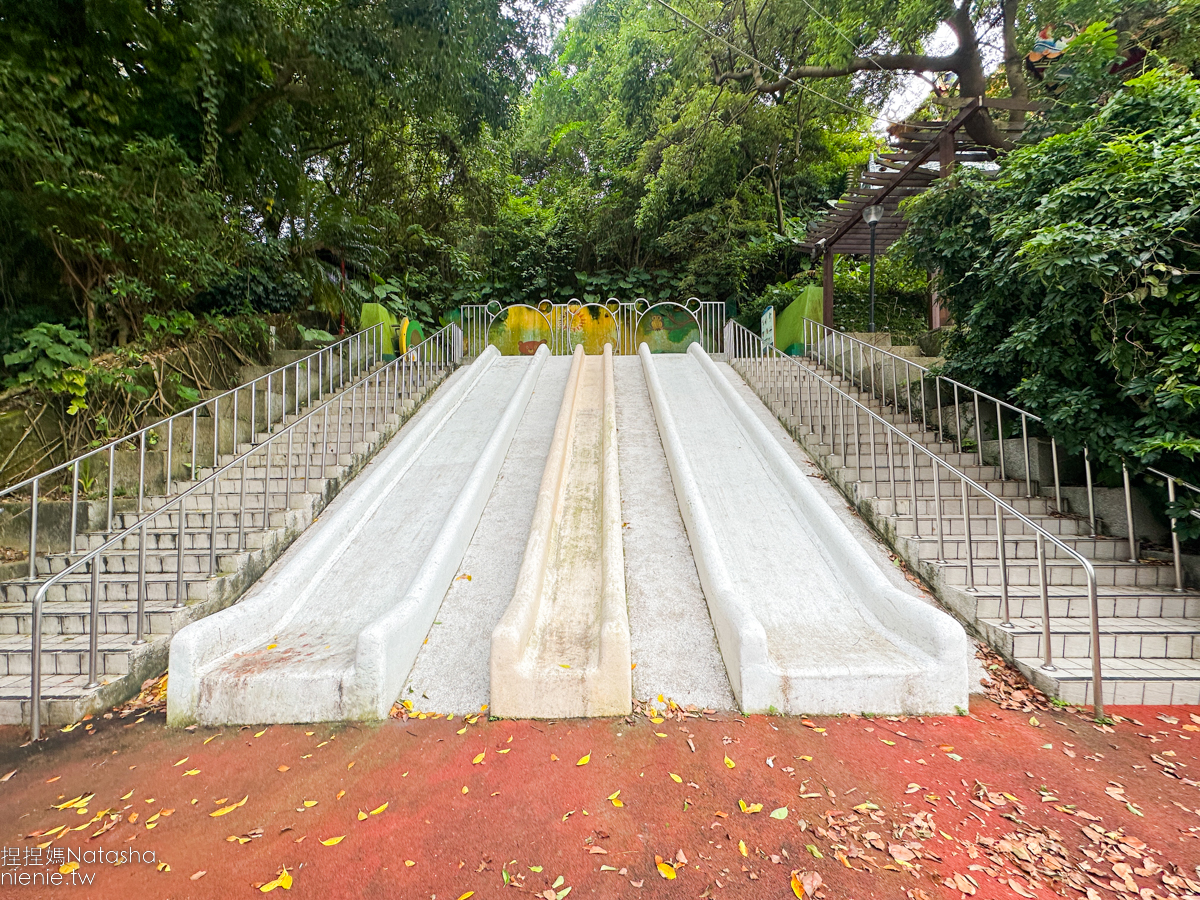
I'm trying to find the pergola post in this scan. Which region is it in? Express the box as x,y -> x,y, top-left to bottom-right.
822,250 -> 835,328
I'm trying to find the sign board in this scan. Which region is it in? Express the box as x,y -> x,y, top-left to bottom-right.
760,305 -> 775,348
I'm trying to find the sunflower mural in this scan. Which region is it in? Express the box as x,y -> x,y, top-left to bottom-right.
634,303 -> 701,353
566,305 -> 619,355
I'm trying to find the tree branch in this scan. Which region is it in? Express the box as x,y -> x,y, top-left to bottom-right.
713,51 -> 961,94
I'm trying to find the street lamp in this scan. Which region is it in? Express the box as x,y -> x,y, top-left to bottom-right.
862,204 -> 884,333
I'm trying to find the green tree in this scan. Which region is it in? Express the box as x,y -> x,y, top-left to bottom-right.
904,70 -> 1200,477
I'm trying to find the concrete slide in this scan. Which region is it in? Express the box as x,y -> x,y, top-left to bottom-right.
167,345 -> 548,725
640,343 -> 969,715
491,344 -> 631,718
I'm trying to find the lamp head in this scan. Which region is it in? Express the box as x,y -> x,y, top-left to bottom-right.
861,204 -> 884,225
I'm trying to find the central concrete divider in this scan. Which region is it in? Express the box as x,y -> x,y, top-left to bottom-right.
641,342 -> 969,715
491,344 -> 631,718
167,345 -> 549,725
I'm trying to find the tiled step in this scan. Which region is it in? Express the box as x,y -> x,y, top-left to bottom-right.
983,616 -> 1200,660
936,557 -> 1179,588
0,600 -> 183,636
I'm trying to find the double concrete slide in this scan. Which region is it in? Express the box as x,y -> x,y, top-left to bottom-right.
168,343 -> 967,725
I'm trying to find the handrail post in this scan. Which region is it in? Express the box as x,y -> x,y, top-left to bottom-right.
174,501 -> 186,609
961,477 -> 975,592
70,460 -> 80,552
28,478 -> 39,580
1088,570 -> 1104,719
1122,463 -> 1137,562
107,443 -> 115,532
1084,447 -> 1096,537
1050,437 -> 1062,512
138,430 -> 146,515
997,502 -> 1011,628
133,520 -> 147,645
1168,477 -> 1184,591
1037,533 -> 1055,672
1020,413 -> 1032,498
31,586 -> 44,740
86,559 -> 100,688
995,401 -> 1005,481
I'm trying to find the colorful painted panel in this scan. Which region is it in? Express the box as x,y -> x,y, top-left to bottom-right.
487,305 -> 553,356
564,305 -> 619,355
634,303 -> 701,353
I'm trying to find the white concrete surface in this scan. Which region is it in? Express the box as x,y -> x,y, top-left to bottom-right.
491,345 -> 631,717
400,355 -> 571,714
167,346 -> 548,725
613,356 -> 736,709
640,343 -> 970,715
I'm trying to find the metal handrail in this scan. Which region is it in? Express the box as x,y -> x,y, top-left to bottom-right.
28,323 -> 461,739
729,320 -> 1106,717
4,324 -> 386,580
802,318 -> 1195,584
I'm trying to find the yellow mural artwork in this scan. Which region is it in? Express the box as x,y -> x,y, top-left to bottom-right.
486,305 -> 553,356
566,306 -> 619,355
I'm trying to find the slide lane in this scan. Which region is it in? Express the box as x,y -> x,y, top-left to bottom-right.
167,345 -> 548,725
641,343 -> 968,715
491,345 -> 630,718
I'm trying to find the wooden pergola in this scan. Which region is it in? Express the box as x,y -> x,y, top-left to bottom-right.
803,96 -> 1040,328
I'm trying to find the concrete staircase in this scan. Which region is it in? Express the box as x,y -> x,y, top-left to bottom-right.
0,352 -> 448,727
733,334 -> 1200,708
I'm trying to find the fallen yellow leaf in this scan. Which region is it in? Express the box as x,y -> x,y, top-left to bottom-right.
790,870 -> 804,898
656,858 -> 676,880
404,860 -> 415,867
277,765 -> 289,773
724,755 -> 736,769
577,753 -> 590,766
457,893 -> 475,900
370,803 -> 388,815
738,840 -> 748,857
472,752 -> 485,765
461,786 -> 469,794
120,790 -> 133,800
303,800 -> 318,808
209,796 -> 248,817
668,773 -> 682,783
183,769 -> 200,776
173,757 -> 189,766
336,790 -> 345,800
320,836 -> 345,846
254,729 -> 266,738
357,810 -> 368,821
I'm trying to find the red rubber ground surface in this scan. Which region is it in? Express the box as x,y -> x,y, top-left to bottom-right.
2,698 -> 1198,899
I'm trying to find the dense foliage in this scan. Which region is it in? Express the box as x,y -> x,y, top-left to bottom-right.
904,71 -> 1200,484
0,0 -> 548,358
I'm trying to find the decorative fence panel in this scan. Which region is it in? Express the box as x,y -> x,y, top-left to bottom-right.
458,299 -> 725,358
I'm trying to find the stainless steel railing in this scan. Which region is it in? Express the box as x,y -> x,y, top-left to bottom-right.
801,318 -> 1194,585
728,320 -> 1106,716
3,324 -> 387,578
28,323 -> 461,740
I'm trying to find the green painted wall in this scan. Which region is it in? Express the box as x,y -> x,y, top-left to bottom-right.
775,285 -> 823,354
360,303 -> 399,357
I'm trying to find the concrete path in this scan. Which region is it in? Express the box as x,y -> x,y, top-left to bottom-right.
641,343 -> 969,715
400,355 -> 572,714
491,345 -> 630,717
167,347 -> 548,725
613,356 -> 736,710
